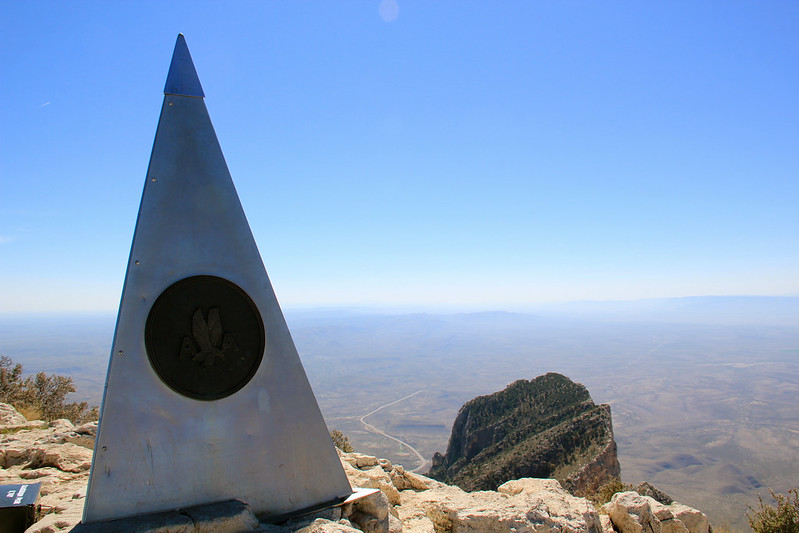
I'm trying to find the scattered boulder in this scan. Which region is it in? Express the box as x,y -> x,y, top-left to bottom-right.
0,402 -> 28,425
343,462 -> 401,506
1,403 -> 97,532
633,482 -> 674,505
293,519 -> 362,533
603,491 -> 709,533
400,476 -> 606,533
388,465 -> 428,492
24,444 -> 93,473
346,489 -> 389,533
0,402 -> 48,432
499,478 -> 604,531
341,452 -> 381,470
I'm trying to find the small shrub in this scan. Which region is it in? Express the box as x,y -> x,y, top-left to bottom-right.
747,488 -> 799,533
586,478 -> 633,506
0,355 -> 98,424
330,429 -> 354,452
427,507 -> 456,533
0,356 -> 25,401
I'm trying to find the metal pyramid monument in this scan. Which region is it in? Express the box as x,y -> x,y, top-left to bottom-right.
83,34 -> 353,523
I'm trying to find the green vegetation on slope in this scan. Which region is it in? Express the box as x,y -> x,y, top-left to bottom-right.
0,355 -> 98,424
429,372 -> 618,492
330,429 -> 354,452
748,488 -> 799,533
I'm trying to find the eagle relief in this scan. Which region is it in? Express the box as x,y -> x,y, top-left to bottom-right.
179,307 -> 240,367
145,275 -> 264,400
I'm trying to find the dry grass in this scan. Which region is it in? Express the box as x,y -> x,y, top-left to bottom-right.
16,404 -> 43,422
712,522 -> 747,533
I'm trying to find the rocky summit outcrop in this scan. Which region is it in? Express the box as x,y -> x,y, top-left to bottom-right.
0,403 -> 709,533
603,491 -> 710,533
0,409 -> 97,533
429,373 -> 621,495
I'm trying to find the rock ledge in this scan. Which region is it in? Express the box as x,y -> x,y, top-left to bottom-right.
0,403 -> 710,533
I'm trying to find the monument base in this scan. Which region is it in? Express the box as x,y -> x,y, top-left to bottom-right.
73,489 -> 380,532
258,487 -> 379,524
73,499 -> 258,533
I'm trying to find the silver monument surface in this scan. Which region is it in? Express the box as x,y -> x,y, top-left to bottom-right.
83,34 -> 354,523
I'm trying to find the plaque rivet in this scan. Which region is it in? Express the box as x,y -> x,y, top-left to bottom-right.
151,177 -> 157,182
168,102 -> 173,106
134,260 -> 140,266
118,350 -> 124,356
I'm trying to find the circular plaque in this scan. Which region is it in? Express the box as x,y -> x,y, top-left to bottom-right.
145,275 -> 265,401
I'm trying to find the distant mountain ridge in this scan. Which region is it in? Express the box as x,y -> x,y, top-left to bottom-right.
429,373 -> 620,494
535,295 -> 799,325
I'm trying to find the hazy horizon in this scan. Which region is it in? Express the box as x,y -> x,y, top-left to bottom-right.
2,291 -> 798,316
1,303 -> 797,530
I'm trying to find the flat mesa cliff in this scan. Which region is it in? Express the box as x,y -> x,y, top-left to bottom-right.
0,402 -> 709,533
429,373 -> 621,495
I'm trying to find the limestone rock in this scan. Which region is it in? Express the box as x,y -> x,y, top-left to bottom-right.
603,491 -> 709,533
341,452 -> 381,470
347,489 -> 389,533
29,506 -> 87,533
387,514 -> 402,533
599,513 -> 614,533
0,402 -> 47,432
0,402 -> 28,426
294,519 -> 362,533
342,454 -> 401,506
400,476 -> 603,533
25,444 -> 93,473
50,419 -> 75,432
388,465 -> 429,492
1,408 -> 97,533
633,482 -> 674,505
499,478 -> 605,532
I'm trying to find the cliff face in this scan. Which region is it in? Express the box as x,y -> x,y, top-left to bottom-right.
429,372 -> 621,494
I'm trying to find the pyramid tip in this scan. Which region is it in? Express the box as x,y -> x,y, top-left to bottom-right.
164,34 -> 205,98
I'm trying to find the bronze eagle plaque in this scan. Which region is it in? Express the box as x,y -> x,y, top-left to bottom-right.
145,275 -> 265,400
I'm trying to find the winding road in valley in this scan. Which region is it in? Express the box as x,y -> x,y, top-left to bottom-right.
359,390 -> 430,473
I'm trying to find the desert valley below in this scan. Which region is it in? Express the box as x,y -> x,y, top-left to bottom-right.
2,296 -> 797,530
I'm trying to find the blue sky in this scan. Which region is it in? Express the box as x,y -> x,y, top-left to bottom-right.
1,1 -> 797,312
